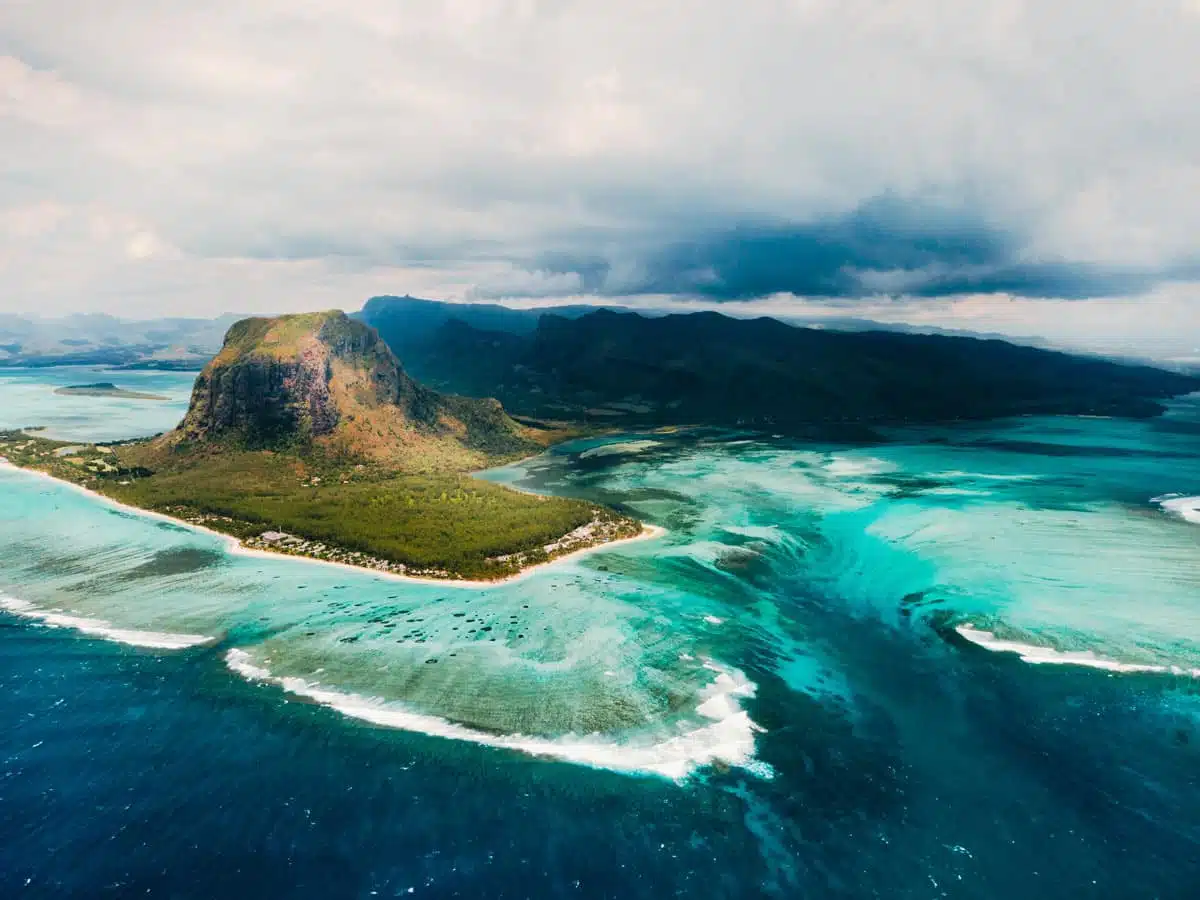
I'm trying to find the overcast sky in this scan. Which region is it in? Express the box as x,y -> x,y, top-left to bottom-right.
2,1 -> 1199,357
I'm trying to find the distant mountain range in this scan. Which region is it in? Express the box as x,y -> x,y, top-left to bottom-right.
5,298 -> 1198,430
0,298 -> 614,369
359,297 -> 1200,434
0,313 -> 241,368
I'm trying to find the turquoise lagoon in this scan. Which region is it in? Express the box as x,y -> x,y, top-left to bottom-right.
0,365 -> 197,442
2,368 -> 1199,897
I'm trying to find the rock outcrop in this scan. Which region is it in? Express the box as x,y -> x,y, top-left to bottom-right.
174,311 -> 535,467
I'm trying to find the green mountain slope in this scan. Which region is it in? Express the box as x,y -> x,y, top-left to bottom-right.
174,310 -> 536,469
4,311 -> 640,581
373,307 -> 1200,432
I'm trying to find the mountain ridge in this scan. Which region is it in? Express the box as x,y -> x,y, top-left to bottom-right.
366,305 -> 1200,432
172,309 -> 536,470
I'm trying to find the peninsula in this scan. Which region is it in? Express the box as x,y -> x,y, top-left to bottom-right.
2,311 -> 644,582
9,303 -> 1196,584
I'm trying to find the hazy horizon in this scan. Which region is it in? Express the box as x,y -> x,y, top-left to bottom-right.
3,2 -> 1199,361
3,293 -> 1197,366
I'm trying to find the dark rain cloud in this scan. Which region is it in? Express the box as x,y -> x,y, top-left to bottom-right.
531,251 -> 613,294
525,199 -> 1198,301
4,1 -> 1200,317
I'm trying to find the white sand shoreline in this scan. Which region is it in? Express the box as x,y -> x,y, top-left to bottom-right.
0,459 -> 666,590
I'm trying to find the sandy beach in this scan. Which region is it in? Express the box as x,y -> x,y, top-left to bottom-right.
0,459 -> 666,590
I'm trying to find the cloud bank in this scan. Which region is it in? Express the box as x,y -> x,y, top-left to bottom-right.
1,0 -> 1199,352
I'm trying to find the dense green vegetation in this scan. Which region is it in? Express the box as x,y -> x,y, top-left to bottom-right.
360,302 -> 1200,434
109,453 -> 600,574
354,294 -> 605,346
1,431 -> 618,579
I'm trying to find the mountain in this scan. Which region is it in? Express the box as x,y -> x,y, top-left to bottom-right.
4,310 -> 636,581
375,308 -> 1200,432
356,295 -> 549,342
173,310 -> 535,469
0,313 -> 240,368
353,295 -> 645,383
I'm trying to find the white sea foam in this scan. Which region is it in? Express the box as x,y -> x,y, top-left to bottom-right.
824,456 -> 893,477
922,487 -> 993,497
0,595 -> 216,650
955,625 -> 1200,677
935,470 -> 1041,482
721,524 -> 783,542
1152,494 -> 1200,524
225,649 -> 770,781
579,440 -> 661,459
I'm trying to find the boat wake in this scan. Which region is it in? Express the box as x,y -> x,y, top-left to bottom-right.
0,595 -> 216,650
225,649 -> 772,781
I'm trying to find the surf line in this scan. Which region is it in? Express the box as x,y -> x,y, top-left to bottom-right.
0,595 -> 216,650
955,624 -> 1200,677
225,649 -> 773,782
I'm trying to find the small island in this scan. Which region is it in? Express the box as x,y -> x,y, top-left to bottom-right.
55,382 -> 170,401
4,312 -> 647,583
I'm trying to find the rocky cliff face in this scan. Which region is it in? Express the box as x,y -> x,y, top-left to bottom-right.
180,349 -> 331,445
175,311 -> 534,465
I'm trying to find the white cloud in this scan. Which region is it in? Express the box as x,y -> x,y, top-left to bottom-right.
0,202 -> 69,239
125,230 -> 178,261
0,56 -> 93,128
0,0 -> 1197,355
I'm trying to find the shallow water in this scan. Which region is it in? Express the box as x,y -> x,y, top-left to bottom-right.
2,369 -> 1199,897
0,365 -> 196,441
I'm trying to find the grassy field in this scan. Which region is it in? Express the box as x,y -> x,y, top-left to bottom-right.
0,431 -> 634,579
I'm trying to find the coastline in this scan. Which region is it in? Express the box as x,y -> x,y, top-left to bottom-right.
230,522 -> 666,589
0,459 -> 665,590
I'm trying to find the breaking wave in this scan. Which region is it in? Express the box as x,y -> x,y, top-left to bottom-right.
0,595 -> 216,650
226,649 -> 772,781
1152,494 -> 1200,524
955,624 -> 1200,677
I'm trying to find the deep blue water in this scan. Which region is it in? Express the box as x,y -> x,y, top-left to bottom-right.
2,371 -> 1199,898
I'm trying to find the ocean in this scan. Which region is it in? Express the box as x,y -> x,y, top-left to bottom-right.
1,366 -> 1198,898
